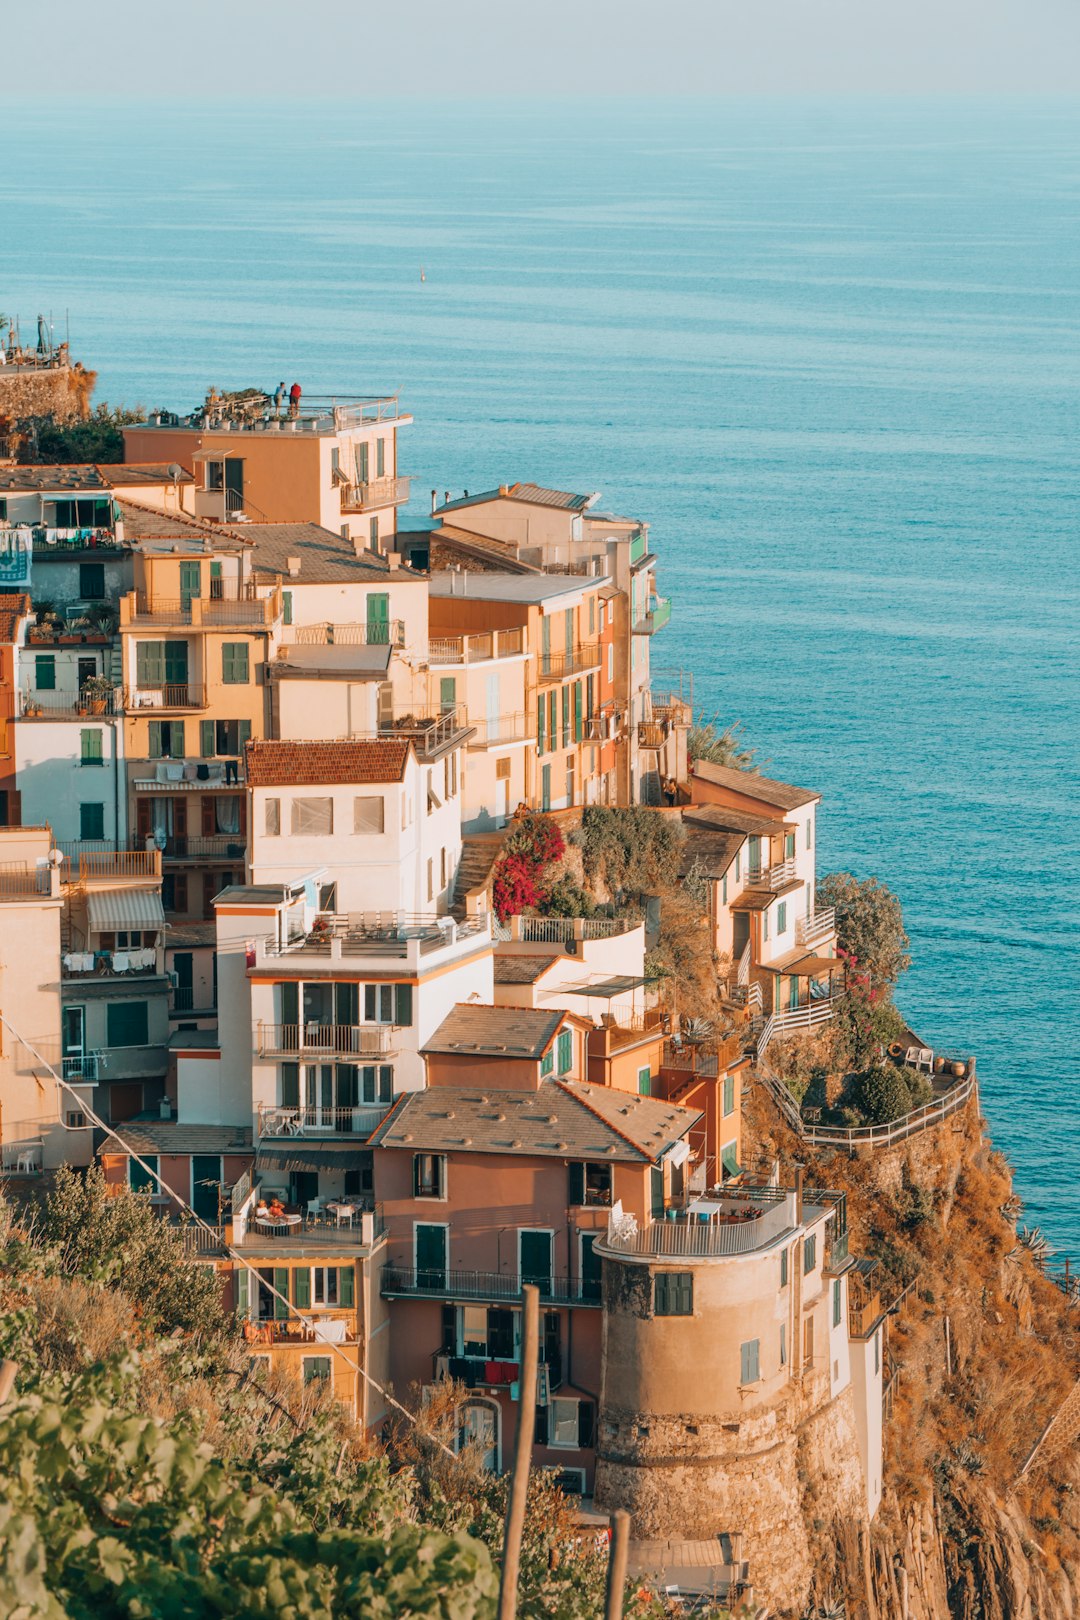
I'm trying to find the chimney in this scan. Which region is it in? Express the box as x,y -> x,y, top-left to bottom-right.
444,490 -> 450,506
499,484 -> 509,496
431,489 -> 437,516
794,1164 -> 805,1225
286,556 -> 301,577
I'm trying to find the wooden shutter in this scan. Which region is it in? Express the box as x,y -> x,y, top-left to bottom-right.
200,721 -> 215,757
568,1163 -> 585,1205
201,797 -> 215,835
293,1267 -> 311,1308
339,1266 -> 355,1308
741,1339 -> 759,1384
235,1268 -> 249,1318
273,1268 -> 289,1320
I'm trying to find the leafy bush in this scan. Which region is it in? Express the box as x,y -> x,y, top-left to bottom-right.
852,1064 -> 916,1125
686,714 -> 760,771
817,871 -> 911,990
502,815 -> 565,868
832,984 -> 907,1071
575,807 -> 683,896
491,816 -> 566,921
20,401 -> 146,465
542,874 -> 597,918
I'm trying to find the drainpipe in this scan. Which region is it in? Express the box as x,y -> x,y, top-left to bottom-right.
794,1163 -> 804,1225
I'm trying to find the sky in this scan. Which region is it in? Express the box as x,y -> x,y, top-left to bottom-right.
7,0 -> 1080,96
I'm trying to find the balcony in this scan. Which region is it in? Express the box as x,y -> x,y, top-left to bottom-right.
745,858 -> 799,892
132,759 -> 244,791
257,911 -> 490,967
661,1032 -> 745,1078
289,620 -> 405,648
637,720 -> 669,749
597,1188 -> 817,1261
634,598 -> 671,635
0,867 -> 55,900
538,644 -> 601,683
796,907 -> 836,948
381,1266 -> 601,1307
254,1023 -> 397,1059
339,475 -> 411,512
62,950 -> 164,983
125,684 -> 208,712
0,1140 -> 44,1176
21,1041 -> 100,1082
427,628 -> 525,665
257,1102 -> 393,1139
503,915 -> 641,945
330,708 -> 473,758
18,686 -> 123,720
57,845 -> 162,882
124,588 -> 275,629
240,1313 -> 361,1344
155,835 -> 247,863
467,713 -> 531,749
597,1008 -> 668,1051
26,525 -> 125,553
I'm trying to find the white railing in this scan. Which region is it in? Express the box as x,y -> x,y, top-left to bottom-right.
765,998 -> 838,1046
0,1140 -> 44,1174
796,907 -> 836,947
514,916 -> 633,943
747,858 -> 798,891
257,1103 -> 392,1138
736,941 -> 751,987
290,620 -> 405,647
254,1022 -> 396,1057
601,1194 -> 797,1260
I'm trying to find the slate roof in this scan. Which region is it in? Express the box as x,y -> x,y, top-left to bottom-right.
434,483 -> 597,516
0,464 -> 107,493
682,804 -> 792,839
691,760 -> 819,811
269,644 -> 392,681
492,953 -> 560,985
97,464 -> 195,486
107,1122 -> 253,1155
421,1003 -> 566,1060
0,593 -> 31,643
244,738 -> 411,787
678,826 -> 745,881
240,523 -> 395,584
369,1079 -> 700,1164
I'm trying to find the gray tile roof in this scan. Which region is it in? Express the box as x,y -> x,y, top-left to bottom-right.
109,1122 -> 253,1155
421,1003 -> 566,1060
691,761 -> 819,811
241,523 -> 394,583
369,1079 -> 700,1164
435,483 -> 597,515
492,953 -> 560,985
428,573 -> 608,606
682,805 -> 790,839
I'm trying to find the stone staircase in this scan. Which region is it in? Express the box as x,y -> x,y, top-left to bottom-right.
449,832 -> 506,921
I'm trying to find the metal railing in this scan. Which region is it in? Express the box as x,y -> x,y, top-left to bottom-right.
259,912 -> 488,963
633,598 -> 671,635
736,941 -> 751,987
0,865 -> 52,899
512,915 -> 635,943
59,846 -> 162,881
339,475 -> 411,512
21,1041 -> 101,1082
795,907 -> 836,947
538,644 -> 601,682
156,835 -> 246,861
257,1102 -> 392,1138
746,858 -> 799,891
254,1022 -> 396,1058
663,1032 -> 745,1076
18,687 -> 123,719
601,1194 -> 798,1260
427,628 -> 525,665
381,1266 -> 601,1306
0,1141 -> 44,1175
125,684 -> 208,711
467,712 -> 531,748
290,620 -> 405,647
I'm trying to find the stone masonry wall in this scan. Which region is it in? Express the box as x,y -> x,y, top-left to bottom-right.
0,367 -> 86,424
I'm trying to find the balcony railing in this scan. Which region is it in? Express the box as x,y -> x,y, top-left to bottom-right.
290,620 -> 405,648
633,598 -> 671,635
20,1041 -> 101,1082
538,644 -> 601,683
0,1140 -> 44,1175
19,687 -> 123,719
509,915 -> 637,944
598,1190 -> 809,1260
796,907 -> 837,947
126,684 -> 208,711
254,1023 -> 397,1058
257,1102 -> 393,1138
27,526 -> 124,552
381,1266 -> 601,1307
466,713 -> 531,748
58,846 -> 162,882
598,1009 -> 668,1050
155,835 -> 246,862
259,911 -> 489,963
0,865 -> 53,899
427,628 -> 525,665
339,475 -> 411,512
240,1313 -> 362,1343
132,758 -> 243,790
745,858 -> 799,891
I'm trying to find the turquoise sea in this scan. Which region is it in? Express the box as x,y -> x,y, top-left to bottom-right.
4,98 -> 1078,1251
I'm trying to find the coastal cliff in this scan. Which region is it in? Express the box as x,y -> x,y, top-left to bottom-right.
744,1076 -> 1080,1619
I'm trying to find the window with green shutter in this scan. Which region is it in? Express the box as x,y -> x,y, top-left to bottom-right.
107,1001 -> 149,1048
129,1153 -> 158,1193
222,642 -> 249,684
654,1272 -> 693,1316
780,1248 -> 789,1288
573,681 -> 583,742
650,1166 -> 664,1220
561,685 -> 570,748
556,1028 -> 572,1075
833,1278 -> 842,1328
722,1072 -> 735,1116
235,1267 -> 250,1319
293,1267 -> 311,1308
200,721 -> 215,757
80,803 -> 105,840
274,1267 -> 290,1320
79,562 -> 106,600
721,1140 -> 740,1178
537,695 -> 546,754
637,1066 -> 651,1096
740,1338 -> 760,1384
394,983 -> 413,1026
80,729 -> 104,767
35,654 -> 56,691
339,1266 -> 355,1307
777,901 -> 787,934
136,641 -> 166,687
804,1234 -> 817,1274
786,832 -> 796,860
540,1047 -> 554,1077
282,590 -> 293,625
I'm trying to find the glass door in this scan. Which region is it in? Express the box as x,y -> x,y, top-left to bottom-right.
61,1006 -> 85,1080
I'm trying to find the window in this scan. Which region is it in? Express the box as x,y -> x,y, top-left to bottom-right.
568,1161 -> 613,1207
573,681 -> 583,742
129,1153 -> 158,1193
833,1278 -> 843,1328
556,1027 -> 572,1075
780,1323 -> 788,1367
874,1329 -> 880,1375
353,796 -> 385,834
549,1397 -> 593,1450
785,832 -> 796,861
311,1267 -> 340,1306
777,901 -> 787,934
780,1248 -> 789,1288
80,802 -> 105,840
561,685 -> 570,749
537,694 -> 546,754
414,1153 -> 446,1199
79,562 -> 106,600
654,1272 -> 693,1316
363,983 -> 412,1025
291,797 -> 333,836
264,797 -> 280,836
721,1140 -> 740,1178
148,720 -> 185,758
637,1066 -> 651,1096
803,1316 -> 815,1368
804,1234 -> 817,1274
722,1072 -> 735,1116
376,436 -> 386,477
107,1001 -> 149,1048
740,1339 -> 760,1384
222,642 -> 249,684
201,718 -> 251,757
80,730 -> 104,767
360,1065 -> 393,1103
302,1356 -> 332,1385
35,654 -> 56,691
734,851 -> 740,882
607,642 -> 614,682
282,590 -> 292,626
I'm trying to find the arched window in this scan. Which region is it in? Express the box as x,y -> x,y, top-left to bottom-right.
457,1397 -> 500,1474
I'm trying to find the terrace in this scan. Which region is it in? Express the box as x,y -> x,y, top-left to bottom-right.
795,906 -> 836,948
538,643 -> 601,682
149,394 -> 407,434
256,1102 -> 392,1139
287,620 -> 405,648
596,1185 -> 831,1261
338,475 -> 411,512
426,628 -> 525,665
633,598 -> 671,635
255,910 -> 491,968
125,590 -> 273,629
18,686 -> 124,720
254,1022 -> 397,1059
381,1266 -> 601,1308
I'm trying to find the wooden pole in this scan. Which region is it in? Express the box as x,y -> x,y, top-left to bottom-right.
604,1509 -> 631,1620
498,1283 -> 539,1620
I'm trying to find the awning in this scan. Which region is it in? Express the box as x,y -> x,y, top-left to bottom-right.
774,954 -> 842,978
256,1142 -> 367,1172
87,887 -> 165,933
563,975 -> 655,998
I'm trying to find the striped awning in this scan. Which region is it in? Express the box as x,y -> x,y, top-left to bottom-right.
87,887 -> 166,933
256,1142 -> 365,1172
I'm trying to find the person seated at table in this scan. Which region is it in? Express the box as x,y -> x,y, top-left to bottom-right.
255,1199 -> 269,1220
267,1196 -> 286,1219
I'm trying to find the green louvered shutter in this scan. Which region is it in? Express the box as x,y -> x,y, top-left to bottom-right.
236,1268 -> 249,1319
339,1266 -> 355,1308
274,1267 -> 289,1320
200,721 -> 215,757
293,1267 -> 311,1308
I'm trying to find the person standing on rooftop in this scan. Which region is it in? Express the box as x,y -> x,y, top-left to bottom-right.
273,381 -> 284,414
289,381 -> 302,418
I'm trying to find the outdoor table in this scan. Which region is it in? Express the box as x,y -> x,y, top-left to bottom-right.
255,1213 -> 302,1237
325,1202 -> 355,1228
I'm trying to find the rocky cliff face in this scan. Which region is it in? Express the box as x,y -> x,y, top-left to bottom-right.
745,1081 -> 1080,1619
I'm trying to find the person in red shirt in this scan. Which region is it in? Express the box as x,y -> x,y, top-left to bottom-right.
288,381 -> 302,418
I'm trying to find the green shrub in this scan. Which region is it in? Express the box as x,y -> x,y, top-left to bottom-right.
852,1064 -> 914,1126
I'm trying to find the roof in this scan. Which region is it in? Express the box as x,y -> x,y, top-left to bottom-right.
369,1078 -> 699,1164
244,738 -> 411,787
168,1029 -> 220,1050
493,953 -> 560,985
428,573 -> 608,608
422,1003 -> 566,1060
691,760 -> 819,811
767,951 -> 841,976
0,464 -> 108,493
241,523 -> 396,584
681,804 -> 788,840
269,644 -> 392,680
213,883 -> 288,907
86,886 -> 165,933
429,524 -> 539,574
164,920 -> 218,949
114,499 -> 227,548
0,593 -> 31,643
97,464 -> 195,487
730,883 -> 802,912
107,1122 -> 253,1155
678,826 -> 745,881
435,483 -> 597,516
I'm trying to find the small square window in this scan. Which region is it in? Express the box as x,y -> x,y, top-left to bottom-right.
302,1356 -> 332,1385
413,1153 -> 446,1200
653,1272 -> 693,1317
353,795 -> 385,835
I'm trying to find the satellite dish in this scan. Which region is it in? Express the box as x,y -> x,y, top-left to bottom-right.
48,848 -> 64,867
168,463 -> 183,482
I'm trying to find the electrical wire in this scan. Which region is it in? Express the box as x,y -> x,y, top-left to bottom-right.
0,1013 -> 455,1459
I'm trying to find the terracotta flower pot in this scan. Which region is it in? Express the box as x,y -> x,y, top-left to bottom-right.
952,1061 -> 966,1079
934,1057 -> 946,1074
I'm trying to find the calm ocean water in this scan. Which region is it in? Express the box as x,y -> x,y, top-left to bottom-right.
4,98 -> 1078,1250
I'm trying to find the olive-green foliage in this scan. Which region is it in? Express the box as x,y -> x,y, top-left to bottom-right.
832,985 -> 908,1072
540,874 -> 597,918
575,806 -> 683,896
20,402 -> 146,465
41,1164 -> 230,1340
686,714 -> 761,772
817,871 -> 911,989
850,1063 -> 929,1126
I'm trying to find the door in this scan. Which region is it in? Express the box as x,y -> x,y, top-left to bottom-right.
541,764 -> 551,813
366,593 -> 390,644
164,642 -> 189,704
580,1233 -> 601,1303
172,952 -> 193,1012
61,1006 -> 85,1079
788,975 -> 800,1012
191,1155 -> 222,1222
77,656 -> 96,689
415,1223 -> 447,1290
519,1230 -> 552,1294
224,459 -> 244,513
439,676 -> 457,715
179,563 -> 201,611
748,835 -> 761,880
497,775 -> 509,826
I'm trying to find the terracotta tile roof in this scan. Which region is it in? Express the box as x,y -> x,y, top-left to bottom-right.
96,464 -> 195,486
244,737 -> 412,787
369,1078 -> 699,1163
114,499 -> 230,547
422,1003 -> 566,1060
106,1122 -> 253,1155
0,593 -> 31,643
681,805 -> 787,839
240,523 -> 394,584
691,760 -> 819,811
492,953 -> 560,985
435,483 -> 597,515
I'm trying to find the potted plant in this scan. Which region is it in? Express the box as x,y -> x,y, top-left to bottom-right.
80,674 -> 114,715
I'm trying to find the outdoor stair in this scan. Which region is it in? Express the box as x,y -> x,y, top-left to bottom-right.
450,832 -> 506,921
